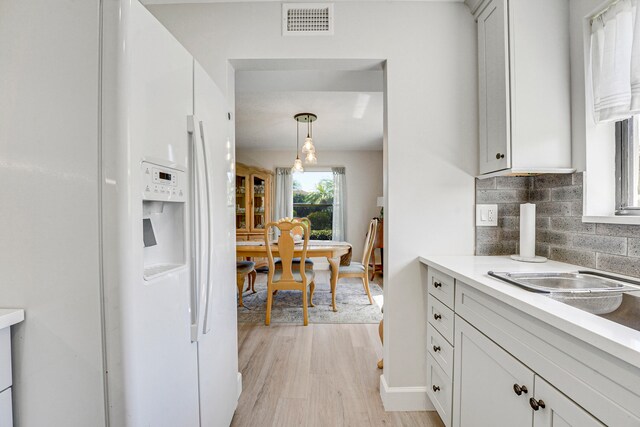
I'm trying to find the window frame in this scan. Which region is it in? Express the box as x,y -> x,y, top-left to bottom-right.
615,118 -> 640,215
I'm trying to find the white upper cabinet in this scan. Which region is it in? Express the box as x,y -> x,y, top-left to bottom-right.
475,0 -> 573,176
478,0 -> 510,174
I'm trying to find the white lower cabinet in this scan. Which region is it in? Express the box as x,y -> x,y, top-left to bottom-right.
0,388 -> 12,427
452,315 -> 604,427
427,355 -> 453,426
533,377 -> 604,427
453,316 -> 534,427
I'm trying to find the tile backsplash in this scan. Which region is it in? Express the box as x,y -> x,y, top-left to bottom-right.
475,173 -> 640,277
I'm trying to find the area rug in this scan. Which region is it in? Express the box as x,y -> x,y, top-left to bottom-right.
237,275 -> 383,324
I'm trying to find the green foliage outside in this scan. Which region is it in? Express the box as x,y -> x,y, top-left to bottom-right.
293,192 -> 306,203
293,178 -> 334,239
303,179 -> 334,204
309,229 -> 332,240
307,210 -> 331,230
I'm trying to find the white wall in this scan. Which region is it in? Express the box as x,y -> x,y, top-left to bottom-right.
0,0 -> 105,425
236,149 -> 383,260
149,1 -> 478,406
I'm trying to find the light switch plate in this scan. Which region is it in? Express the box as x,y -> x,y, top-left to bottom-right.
476,204 -> 498,226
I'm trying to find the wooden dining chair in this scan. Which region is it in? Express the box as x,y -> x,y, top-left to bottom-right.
264,218 -> 316,326
336,219 -> 378,304
274,217 -> 314,271
236,260 -> 257,307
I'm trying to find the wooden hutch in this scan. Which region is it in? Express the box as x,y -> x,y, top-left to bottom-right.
235,162 -> 273,241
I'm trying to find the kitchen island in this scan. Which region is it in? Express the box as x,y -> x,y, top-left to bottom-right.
419,255 -> 640,427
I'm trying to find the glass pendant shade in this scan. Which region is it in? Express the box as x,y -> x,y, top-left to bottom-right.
292,156 -> 304,173
301,137 -> 315,154
293,113 -> 317,172
304,151 -> 317,165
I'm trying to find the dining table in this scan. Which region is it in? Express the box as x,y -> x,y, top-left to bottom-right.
236,240 -> 352,312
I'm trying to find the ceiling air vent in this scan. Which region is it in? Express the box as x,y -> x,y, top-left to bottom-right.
282,3 -> 334,36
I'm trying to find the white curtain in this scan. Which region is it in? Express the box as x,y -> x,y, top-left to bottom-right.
332,167 -> 346,241
274,168 -> 293,222
590,0 -> 640,122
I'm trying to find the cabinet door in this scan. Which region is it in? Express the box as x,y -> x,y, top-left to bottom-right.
235,173 -> 249,231
250,174 -> 268,232
532,377 -> 604,427
478,0 -> 510,174
453,316 -> 534,427
0,388 -> 12,427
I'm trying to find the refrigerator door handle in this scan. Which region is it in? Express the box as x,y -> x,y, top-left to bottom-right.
188,115 -> 208,342
199,119 -> 214,335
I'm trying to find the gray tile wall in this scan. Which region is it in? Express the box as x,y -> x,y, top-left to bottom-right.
475,173 -> 640,277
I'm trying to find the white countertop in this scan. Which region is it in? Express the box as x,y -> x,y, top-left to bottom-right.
419,255 -> 640,370
0,309 -> 24,330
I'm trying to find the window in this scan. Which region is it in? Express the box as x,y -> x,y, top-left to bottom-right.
616,116 -> 640,215
292,171 -> 333,240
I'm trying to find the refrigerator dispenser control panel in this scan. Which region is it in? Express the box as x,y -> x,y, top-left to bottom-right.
142,161 -> 186,202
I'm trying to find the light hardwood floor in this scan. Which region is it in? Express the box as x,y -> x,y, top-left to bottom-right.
231,322 -> 445,427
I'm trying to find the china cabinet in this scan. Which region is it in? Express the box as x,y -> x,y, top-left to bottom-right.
235,163 -> 273,241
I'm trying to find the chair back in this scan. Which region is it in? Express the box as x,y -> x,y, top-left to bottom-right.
291,217 -> 311,239
264,218 -> 310,284
361,219 -> 378,265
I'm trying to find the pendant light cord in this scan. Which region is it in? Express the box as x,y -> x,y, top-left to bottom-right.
296,118 -> 300,157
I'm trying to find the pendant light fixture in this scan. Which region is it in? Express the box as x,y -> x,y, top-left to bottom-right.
294,113 -> 318,165
292,114 -> 304,173
305,151 -> 317,165
301,118 -> 315,154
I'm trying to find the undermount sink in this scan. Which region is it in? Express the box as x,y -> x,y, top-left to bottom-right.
488,271 -> 640,321
487,271 -> 637,293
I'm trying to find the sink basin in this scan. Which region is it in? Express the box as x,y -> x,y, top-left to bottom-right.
487,271 -> 637,293
599,291 -> 640,332
488,271 -> 640,315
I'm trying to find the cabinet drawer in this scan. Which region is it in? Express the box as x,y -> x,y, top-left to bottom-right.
0,329 -> 11,393
428,268 -> 455,309
428,296 -> 454,345
427,355 -> 452,427
0,388 -> 11,427
427,323 -> 454,378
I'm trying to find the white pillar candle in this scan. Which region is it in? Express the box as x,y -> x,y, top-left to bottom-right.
519,203 -> 536,259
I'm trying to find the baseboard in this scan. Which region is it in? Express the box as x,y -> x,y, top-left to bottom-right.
237,372 -> 243,399
379,374 -> 435,412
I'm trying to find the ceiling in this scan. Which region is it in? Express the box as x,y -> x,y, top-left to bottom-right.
235,91 -> 383,150
235,68 -> 384,151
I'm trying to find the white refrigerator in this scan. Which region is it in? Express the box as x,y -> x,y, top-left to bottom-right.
0,0 -> 240,425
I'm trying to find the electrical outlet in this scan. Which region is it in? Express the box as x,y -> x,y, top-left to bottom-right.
476,204 -> 498,226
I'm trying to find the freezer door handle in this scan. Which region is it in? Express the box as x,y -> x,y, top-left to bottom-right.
188,115 -> 209,342
199,119 -> 214,335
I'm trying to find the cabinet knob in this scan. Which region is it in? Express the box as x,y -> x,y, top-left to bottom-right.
433,345 -> 441,352
434,281 -> 442,288
432,385 -> 440,392
496,153 -> 505,159
433,313 -> 442,321
513,384 -> 528,396
529,398 -> 546,411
